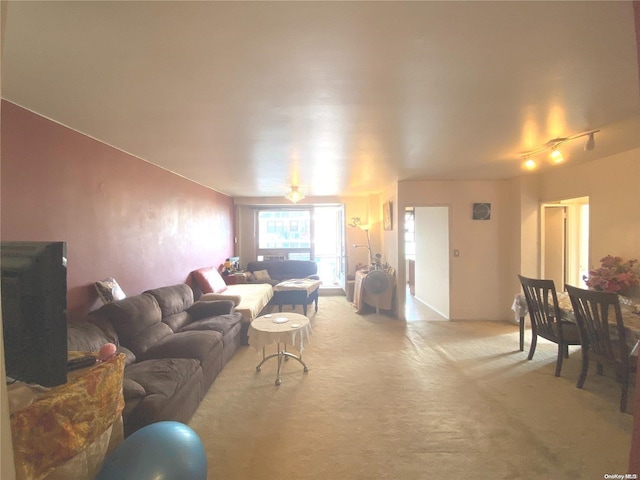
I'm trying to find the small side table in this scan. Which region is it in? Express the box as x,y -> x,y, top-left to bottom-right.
223,272 -> 249,285
248,312 -> 312,385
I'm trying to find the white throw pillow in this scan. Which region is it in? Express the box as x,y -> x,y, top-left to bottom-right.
253,270 -> 271,282
95,277 -> 127,304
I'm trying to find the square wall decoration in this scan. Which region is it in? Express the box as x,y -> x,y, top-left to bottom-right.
472,203 -> 491,220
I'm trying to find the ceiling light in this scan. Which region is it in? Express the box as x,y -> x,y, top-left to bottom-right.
284,185 -> 305,204
523,158 -> 536,170
520,129 -> 599,168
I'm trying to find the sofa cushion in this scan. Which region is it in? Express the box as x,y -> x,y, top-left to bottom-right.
123,357 -> 201,422
144,284 -> 194,317
139,330 -> 223,365
187,300 -> 235,320
191,267 -> 228,294
201,284 -> 274,324
161,312 -> 192,333
253,269 -> 271,282
123,377 -> 146,400
144,284 -> 195,332
118,346 -> 137,366
93,294 -> 173,358
180,313 -> 242,336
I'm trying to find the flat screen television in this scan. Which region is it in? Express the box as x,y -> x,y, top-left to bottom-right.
1,241 -> 68,387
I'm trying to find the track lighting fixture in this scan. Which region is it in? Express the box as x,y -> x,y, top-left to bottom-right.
520,129 -> 599,170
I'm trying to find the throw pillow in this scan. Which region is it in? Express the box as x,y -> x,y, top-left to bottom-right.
199,293 -> 242,306
95,277 -> 127,304
253,270 -> 271,282
191,266 -> 228,294
187,300 -> 236,319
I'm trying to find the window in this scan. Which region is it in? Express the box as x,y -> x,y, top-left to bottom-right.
257,209 -> 312,260
405,208 -> 415,259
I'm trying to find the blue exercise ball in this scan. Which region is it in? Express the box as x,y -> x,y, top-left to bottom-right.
96,421 -> 207,480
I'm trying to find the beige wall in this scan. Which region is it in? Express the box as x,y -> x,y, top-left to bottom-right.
394,148 -> 640,322
398,179 -> 514,321
538,147 -> 640,270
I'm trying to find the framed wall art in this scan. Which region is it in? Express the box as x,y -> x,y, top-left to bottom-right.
383,201 -> 393,230
472,203 -> 491,220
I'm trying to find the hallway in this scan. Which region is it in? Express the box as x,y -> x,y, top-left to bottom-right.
405,284 -> 447,322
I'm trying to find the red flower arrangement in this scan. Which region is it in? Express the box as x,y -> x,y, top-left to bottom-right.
583,255 -> 639,294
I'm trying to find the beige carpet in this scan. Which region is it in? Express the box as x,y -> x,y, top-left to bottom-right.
189,295 -> 635,479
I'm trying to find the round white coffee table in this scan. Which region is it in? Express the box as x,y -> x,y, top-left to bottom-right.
248,312 -> 312,385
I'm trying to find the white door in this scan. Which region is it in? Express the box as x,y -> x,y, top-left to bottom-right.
414,206 -> 450,319
542,197 -> 589,289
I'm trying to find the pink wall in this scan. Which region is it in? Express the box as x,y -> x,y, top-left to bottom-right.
1,100 -> 234,321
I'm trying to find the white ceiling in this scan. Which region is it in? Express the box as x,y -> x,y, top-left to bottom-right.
3,1 -> 640,199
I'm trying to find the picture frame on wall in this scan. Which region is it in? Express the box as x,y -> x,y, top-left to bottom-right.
383,201 -> 392,230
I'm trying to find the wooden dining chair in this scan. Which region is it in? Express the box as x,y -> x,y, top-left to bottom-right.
518,275 -> 581,376
565,284 -> 636,413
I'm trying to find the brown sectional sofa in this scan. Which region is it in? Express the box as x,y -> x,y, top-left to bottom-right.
67,283 -> 242,437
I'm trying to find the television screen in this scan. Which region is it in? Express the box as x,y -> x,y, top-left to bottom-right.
1,241 -> 68,387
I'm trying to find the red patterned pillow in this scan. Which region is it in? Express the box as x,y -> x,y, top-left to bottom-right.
191,267 -> 228,294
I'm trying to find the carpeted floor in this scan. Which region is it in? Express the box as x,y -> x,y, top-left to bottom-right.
188,295 -> 635,479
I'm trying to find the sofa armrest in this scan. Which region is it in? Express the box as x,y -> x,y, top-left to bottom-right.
67,320 -> 116,352
117,346 -> 137,366
187,300 -> 236,320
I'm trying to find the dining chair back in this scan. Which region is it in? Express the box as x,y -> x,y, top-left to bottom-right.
518,275 -> 581,376
565,284 -> 635,413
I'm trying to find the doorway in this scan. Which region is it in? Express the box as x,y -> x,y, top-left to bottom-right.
313,205 -> 346,292
405,206 -> 450,320
542,196 -> 589,288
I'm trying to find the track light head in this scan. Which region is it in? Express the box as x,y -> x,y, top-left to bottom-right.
550,147 -> 564,163
584,132 -> 596,151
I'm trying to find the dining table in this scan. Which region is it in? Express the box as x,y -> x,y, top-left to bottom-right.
512,291 -> 640,353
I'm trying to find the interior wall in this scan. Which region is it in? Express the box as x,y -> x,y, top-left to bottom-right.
504,174 -> 541,310
538,147 -> 640,272
414,206 -> 449,318
380,184 -> 398,268
1,101 -> 235,321
398,179 -> 514,321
